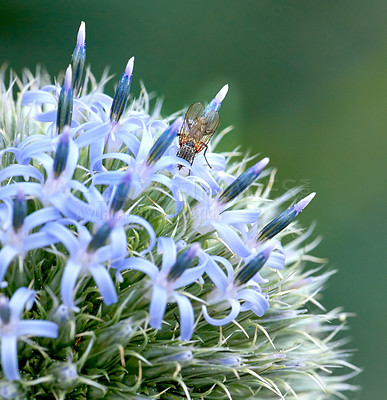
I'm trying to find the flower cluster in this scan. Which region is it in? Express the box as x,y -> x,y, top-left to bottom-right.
0,22 -> 358,399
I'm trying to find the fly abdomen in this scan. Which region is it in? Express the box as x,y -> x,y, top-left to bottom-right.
177,140 -> 196,167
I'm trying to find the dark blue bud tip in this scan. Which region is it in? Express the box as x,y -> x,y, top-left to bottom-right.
12,186 -> 26,232
110,57 -> 134,124
147,117 -> 183,166
87,218 -> 116,253
234,243 -> 275,286
218,157 -> 269,204
257,192 -> 316,242
53,126 -> 70,178
110,170 -> 132,214
0,295 -> 11,324
167,243 -> 200,282
56,65 -> 73,134
71,21 -> 86,97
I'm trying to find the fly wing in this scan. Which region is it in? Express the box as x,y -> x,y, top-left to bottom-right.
183,103 -> 205,129
200,110 -> 219,144
179,103 -> 205,144
193,110 -> 219,153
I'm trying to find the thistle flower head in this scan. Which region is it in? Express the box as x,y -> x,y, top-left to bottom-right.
0,22 -> 358,399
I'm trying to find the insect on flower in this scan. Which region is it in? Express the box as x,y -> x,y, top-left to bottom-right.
177,102 -> 220,169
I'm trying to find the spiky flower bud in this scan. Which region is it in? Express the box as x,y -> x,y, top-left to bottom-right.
110,57 -> 134,124
71,21 -> 86,97
56,65 -> 73,134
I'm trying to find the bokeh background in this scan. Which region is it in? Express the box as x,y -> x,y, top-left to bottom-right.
0,1 -> 385,398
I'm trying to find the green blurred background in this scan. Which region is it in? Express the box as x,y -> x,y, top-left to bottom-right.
0,1 -> 385,398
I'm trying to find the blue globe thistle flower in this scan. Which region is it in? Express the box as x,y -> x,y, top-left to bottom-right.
0,21 -> 359,399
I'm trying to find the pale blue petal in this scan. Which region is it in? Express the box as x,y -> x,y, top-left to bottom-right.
9,287 -> 36,317
17,320 -> 58,338
48,193 -> 92,221
33,153 -> 53,172
237,288 -> 269,317
124,215 -> 156,254
0,182 -> 43,200
89,93 -> 112,107
151,174 -> 183,217
265,245 -> 285,270
93,171 -> 124,186
1,335 -> 20,380
110,228 -> 128,260
0,147 -> 19,164
149,120 -> 168,131
35,109 -> 57,122
24,232 -> 60,251
116,128 -> 141,156
22,90 -> 56,105
202,299 -> 241,326
75,122 -> 111,148
114,257 -> 158,280
42,223 -> 79,254
68,180 -> 89,194
18,134 -> 50,149
0,164 -> 44,183
173,176 -> 210,204
0,246 -> 19,283
24,208 -> 61,231
19,140 -> 54,165
204,257 -> 229,294
221,209 -> 261,225
212,255 -> 235,279
62,140 -> 79,180
174,294 -> 194,341
90,152 -> 132,172
158,237 -> 176,274
212,222 -> 251,257
191,163 -> 220,194
149,284 -> 168,330
89,264 -> 118,306
206,153 -> 226,171
135,124 -> 152,162
153,155 -> 185,172
173,265 -> 205,289
61,259 -> 83,311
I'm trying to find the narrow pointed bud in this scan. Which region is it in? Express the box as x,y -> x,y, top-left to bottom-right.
234,243 -> 275,286
162,351 -> 193,363
0,295 -> 11,325
205,84 -> 229,114
110,170 -> 132,213
86,319 -> 134,368
167,243 -> 200,282
53,126 -> 70,178
147,117 -> 183,166
12,187 -> 26,232
110,57 -> 134,123
257,193 -> 316,242
87,218 -> 116,253
219,157 -> 269,204
0,381 -> 24,399
71,21 -> 86,97
56,65 -> 73,134
48,362 -> 79,391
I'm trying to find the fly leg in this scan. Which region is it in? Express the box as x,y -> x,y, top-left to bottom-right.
203,144 -> 212,168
